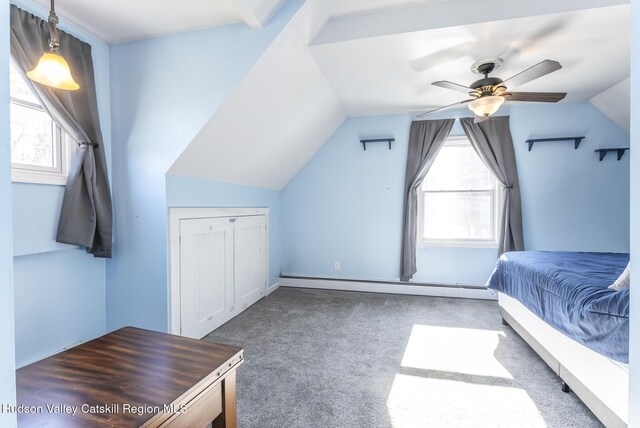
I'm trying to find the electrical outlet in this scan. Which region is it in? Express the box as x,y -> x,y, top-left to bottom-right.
334,261 -> 341,271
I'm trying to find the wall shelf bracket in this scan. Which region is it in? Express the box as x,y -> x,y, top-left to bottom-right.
360,138 -> 395,151
525,136 -> 585,152
594,148 -> 629,161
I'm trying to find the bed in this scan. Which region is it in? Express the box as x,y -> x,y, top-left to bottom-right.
486,251 -> 629,428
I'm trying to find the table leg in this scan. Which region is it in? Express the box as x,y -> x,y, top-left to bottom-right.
212,370 -> 237,428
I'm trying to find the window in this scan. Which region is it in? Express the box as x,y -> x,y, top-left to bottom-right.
419,136 -> 500,247
9,62 -> 73,185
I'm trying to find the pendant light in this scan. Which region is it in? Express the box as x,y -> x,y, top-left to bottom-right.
467,95 -> 504,118
26,0 -> 79,90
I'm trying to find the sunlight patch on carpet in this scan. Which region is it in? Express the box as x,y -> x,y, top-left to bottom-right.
401,325 -> 513,379
386,374 -> 547,428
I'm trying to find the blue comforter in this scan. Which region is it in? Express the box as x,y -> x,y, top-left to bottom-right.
486,251 -> 629,363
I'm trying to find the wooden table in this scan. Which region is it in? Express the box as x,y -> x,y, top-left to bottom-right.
16,327 -> 243,427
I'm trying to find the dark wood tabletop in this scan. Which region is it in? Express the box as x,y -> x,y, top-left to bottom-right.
16,327 -> 243,427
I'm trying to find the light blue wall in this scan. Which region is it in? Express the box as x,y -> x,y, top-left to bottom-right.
282,102 -> 630,285
0,0 -> 17,424
282,114 -> 407,281
628,0 -> 639,424
12,184 -> 75,255
281,113 -> 498,284
510,104 -> 629,253
107,0 -> 303,332
167,175 -> 282,287
9,0 -> 112,366
13,249 -> 106,367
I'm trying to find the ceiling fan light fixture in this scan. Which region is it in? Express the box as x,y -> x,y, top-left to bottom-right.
27,0 -> 80,91
468,95 -> 505,118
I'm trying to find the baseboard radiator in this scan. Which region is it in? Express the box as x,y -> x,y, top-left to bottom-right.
279,275 -> 495,300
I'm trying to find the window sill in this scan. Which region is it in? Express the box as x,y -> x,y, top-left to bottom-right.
421,240 -> 499,249
12,169 -> 68,186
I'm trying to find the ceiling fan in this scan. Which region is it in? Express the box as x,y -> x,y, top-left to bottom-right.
417,58 -> 566,119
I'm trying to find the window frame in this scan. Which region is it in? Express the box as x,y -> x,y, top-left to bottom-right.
9,63 -> 74,186
418,135 -> 501,249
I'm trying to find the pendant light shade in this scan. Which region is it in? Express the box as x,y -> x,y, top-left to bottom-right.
468,95 -> 504,118
27,0 -> 79,91
27,51 -> 79,90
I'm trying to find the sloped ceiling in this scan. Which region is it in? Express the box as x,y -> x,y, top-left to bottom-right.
28,0 -> 629,189
31,0 -> 287,43
168,1 -> 345,190
314,0 -> 628,44
590,79 -> 631,132
170,0 -> 629,189
310,5 -> 630,117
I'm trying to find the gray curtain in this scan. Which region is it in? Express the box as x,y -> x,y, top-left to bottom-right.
10,5 -> 112,258
460,116 -> 524,255
401,119 -> 454,281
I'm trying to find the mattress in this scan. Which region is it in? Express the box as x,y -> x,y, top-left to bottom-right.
486,251 -> 629,362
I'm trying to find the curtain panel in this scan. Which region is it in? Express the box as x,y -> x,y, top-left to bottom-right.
460,116 -> 524,255
10,5 -> 113,257
400,119 -> 455,281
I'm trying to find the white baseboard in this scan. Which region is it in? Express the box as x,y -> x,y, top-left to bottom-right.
279,277 -> 496,300
266,282 -> 280,296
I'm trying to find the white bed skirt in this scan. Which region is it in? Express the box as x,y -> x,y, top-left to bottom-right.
498,292 -> 628,427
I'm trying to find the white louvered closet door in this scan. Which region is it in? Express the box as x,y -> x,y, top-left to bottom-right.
234,216 -> 266,313
180,217 -> 234,339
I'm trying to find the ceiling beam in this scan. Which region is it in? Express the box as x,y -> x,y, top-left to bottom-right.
230,0 -> 287,31
313,0 -> 629,45
230,0 -> 264,30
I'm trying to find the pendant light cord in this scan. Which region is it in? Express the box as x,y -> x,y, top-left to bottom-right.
48,0 -> 60,53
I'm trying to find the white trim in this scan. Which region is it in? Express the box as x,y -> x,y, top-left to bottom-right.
422,238 -> 499,249
499,292 -> 628,428
11,128 -> 75,186
279,277 -> 496,300
441,135 -> 471,146
266,282 -> 280,296
169,207 -> 268,220
169,212 -> 181,335
168,207 -> 270,335
11,167 -> 67,185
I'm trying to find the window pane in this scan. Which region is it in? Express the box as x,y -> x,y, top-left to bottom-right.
10,103 -> 55,168
10,63 -> 40,104
424,191 -> 493,240
424,143 -> 493,191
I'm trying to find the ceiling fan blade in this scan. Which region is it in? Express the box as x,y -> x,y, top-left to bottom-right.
416,99 -> 474,118
505,92 -> 567,102
432,80 -> 475,94
502,59 -> 562,88
411,41 -> 476,72
500,20 -> 565,62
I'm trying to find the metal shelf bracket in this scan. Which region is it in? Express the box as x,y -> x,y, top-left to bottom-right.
525,136 -> 585,151
360,138 -> 395,151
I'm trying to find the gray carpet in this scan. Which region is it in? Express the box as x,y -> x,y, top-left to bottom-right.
204,287 -> 602,428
